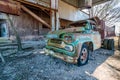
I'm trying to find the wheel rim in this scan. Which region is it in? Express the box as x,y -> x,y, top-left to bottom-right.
80,48 -> 88,63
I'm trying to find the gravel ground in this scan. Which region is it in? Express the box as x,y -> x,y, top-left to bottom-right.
0,46 -> 115,80
0,39 -> 115,80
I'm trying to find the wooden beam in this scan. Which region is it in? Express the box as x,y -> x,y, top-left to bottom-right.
15,0 -> 57,11
0,1 -> 21,15
21,5 -> 51,29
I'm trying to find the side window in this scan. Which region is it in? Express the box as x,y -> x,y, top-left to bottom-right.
90,24 -> 93,30
85,23 -> 92,30
85,23 -> 89,30
91,24 -> 97,31
90,23 -> 94,30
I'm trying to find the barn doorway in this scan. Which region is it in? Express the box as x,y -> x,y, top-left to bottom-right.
0,20 -> 8,38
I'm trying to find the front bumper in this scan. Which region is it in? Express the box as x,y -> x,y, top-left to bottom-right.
44,48 -> 78,64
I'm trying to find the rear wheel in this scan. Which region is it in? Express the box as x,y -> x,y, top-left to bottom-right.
77,44 -> 89,66
108,39 -> 114,50
103,39 -> 109,49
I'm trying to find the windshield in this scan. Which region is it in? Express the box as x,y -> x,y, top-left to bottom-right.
67,21 -> 87,28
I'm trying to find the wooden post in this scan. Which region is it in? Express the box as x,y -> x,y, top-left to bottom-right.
51,10 -> 55,31
55,0 -> 60,30
21,5 -> 51,29
55,12 -> 60,30
50,0 -> 60,31
50,0 -> 55,31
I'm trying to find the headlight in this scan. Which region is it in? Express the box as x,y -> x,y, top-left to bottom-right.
64,36 -> 73,43
64,45 -> 74,52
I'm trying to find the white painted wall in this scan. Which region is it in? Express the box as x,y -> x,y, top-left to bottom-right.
58,0 -> 89,21
115,23 -> 120,36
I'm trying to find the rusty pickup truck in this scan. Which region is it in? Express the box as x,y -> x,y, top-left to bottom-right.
44,19 -> 101,66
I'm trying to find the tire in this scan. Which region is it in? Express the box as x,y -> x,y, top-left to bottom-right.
108,39 -> 114,50
77,44 -> 89,66
103,39 -> 109,49
107,39 -> 111,50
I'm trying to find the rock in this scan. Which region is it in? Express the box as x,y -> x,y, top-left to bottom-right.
40,70 -> 44,73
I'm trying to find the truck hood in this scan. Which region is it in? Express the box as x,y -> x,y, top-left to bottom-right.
46,27 -> 85,39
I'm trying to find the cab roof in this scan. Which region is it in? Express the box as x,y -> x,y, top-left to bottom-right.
68,17 -> 100,26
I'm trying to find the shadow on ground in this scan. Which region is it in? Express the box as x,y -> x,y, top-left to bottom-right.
0,48 -> 115,80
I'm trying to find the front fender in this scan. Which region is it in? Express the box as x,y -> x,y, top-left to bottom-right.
72,37 -> 93,46
71,37 -> 93,58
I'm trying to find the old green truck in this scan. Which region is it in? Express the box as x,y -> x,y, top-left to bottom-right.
44,19 -> 101,66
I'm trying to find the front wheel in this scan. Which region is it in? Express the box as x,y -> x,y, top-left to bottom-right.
77,44 -> 89,66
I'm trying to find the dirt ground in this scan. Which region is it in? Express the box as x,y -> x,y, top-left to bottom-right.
0,40 -> 119,80
92,50 -> 120,80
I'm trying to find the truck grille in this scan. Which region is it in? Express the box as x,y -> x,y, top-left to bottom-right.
50,39 -> 62,44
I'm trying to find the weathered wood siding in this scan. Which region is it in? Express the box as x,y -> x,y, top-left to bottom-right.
0,0 -> 21,15
9,10 -> 50,40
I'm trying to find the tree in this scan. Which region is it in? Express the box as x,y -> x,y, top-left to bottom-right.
83,0 -> 120,27
6,14 -> 22,51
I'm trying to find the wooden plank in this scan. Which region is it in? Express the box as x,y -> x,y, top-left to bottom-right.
79,0 -> 110,9
15,0 -> 57,11
0,1 -> 21,15
21,5 -> 51,29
